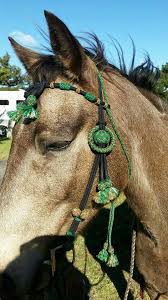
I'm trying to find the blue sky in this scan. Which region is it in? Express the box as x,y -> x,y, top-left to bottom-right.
0,0 -> 168,73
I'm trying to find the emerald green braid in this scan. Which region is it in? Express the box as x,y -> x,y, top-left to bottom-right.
97,201 -> 119,267
97,71 -> 132,177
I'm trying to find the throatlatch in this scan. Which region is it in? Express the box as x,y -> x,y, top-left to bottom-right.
8,71 -> 131,270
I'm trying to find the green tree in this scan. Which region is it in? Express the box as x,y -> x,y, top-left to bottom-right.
155,63 -> 168,101
0,53 -> 31,87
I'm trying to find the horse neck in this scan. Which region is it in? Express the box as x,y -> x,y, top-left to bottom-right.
103,70 -> 164,137
101,71 -> 167,191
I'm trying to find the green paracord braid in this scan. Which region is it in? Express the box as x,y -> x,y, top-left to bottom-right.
97,71 -> 132,177
97,201 -> 119,267
58,82 -> 72,90
88,125 -> 116,154
7,95 -> 39,123
53,83 -> 97,103
95,71 -> 132,268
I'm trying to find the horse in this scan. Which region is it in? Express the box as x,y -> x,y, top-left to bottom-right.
0,10 -> 168,299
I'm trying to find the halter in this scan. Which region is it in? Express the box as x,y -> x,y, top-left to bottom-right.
8,71 -> 135,298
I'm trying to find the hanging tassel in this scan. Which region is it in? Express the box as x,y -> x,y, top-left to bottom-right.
97,201 -> 119,267
97,242 -> 119,267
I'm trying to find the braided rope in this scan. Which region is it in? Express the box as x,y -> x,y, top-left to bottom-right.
123,225 -> 137,300
107,202 -> 115,247
97,201 -> 119,267
97,72 -> 132,177
88,126 -> 116,154
7,94 -> 39,123
53,82 -> 98,103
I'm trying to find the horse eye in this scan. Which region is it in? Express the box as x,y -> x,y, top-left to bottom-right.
46,141 -> 72,151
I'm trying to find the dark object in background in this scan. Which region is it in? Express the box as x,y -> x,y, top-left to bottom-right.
0,125 -> 7,139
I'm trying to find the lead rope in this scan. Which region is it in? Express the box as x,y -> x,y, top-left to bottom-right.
123,220 -> 136,300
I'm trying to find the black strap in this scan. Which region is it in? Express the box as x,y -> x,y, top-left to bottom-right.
68,76 -> 108,237
97,75 -> 108,182
68,154 -> 100,235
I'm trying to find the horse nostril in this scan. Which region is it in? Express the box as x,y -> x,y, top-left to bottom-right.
0,273 -> 16,297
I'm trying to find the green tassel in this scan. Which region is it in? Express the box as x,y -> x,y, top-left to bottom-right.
106,246 -> 119,267
107,253 -> 119,267
97,248 -> 109,263
23,107 -> 39,119
97,202 -> 119,268
97,243 -> 119,267
26,95 -> 37,106
7,110 -> 22,122
8,94 -> 39,123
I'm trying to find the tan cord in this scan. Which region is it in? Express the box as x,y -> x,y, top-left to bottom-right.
123,222 -> 136,300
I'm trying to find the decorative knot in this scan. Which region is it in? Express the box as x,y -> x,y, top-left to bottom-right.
94,129 -> 111,145
88,126 -> 116,154
50,82 -> 55,89
72,208 -> 81,217
76,87 -> 81,94
93,177 -> 119,205
71,208 -> 89,221
98,177 -> 112,191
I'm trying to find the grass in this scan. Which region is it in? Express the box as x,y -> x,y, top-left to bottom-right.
0,139 -> 11,160
0,142 -> 150,300
67,206 -> 150,300
0,87 -> 19,91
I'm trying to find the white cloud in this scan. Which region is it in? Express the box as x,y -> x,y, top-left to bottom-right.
10,31 -> 38,47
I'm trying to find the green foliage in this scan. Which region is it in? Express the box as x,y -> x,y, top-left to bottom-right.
155,63 -> 168,101
0,53 -> 31,87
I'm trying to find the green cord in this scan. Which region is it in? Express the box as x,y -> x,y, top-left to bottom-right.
84,92 -> 97,102
97,202 -> 119,267
97,71 -> 132,177
107,201 -> 115,247
88,125 -> 116,154
106,106 -> 132,177
59,82 -> 72,90
8,95 -> 39,123
96,70 -> 131,268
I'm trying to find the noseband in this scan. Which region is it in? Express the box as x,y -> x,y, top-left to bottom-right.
8,71 -> 132,273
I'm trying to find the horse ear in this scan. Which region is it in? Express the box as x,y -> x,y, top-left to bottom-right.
8,37 -> 42,74
44,10 -> 86,78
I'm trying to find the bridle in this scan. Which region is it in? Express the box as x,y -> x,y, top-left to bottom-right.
8,71 -> 136,299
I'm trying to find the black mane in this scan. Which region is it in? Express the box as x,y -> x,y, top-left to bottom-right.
33,30 -> 160,96
81,33 -> 160,94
